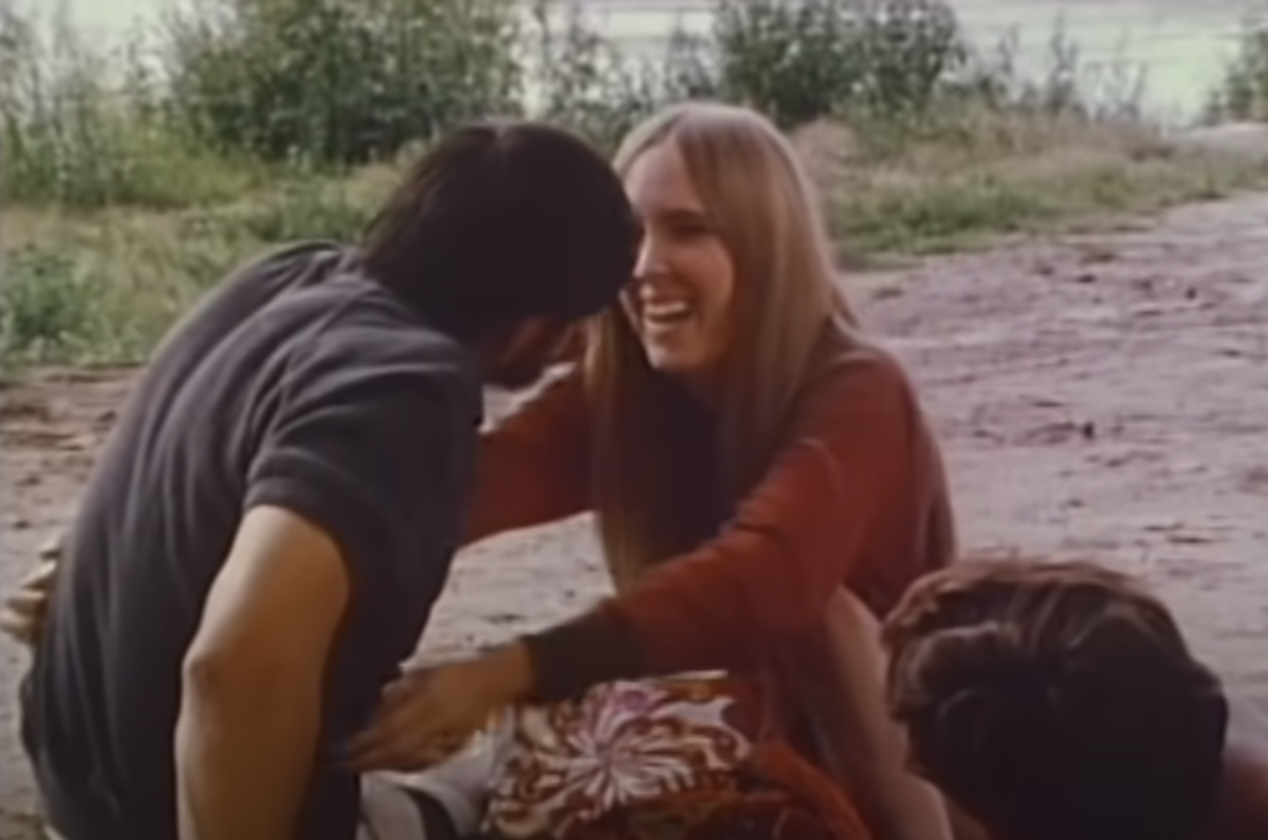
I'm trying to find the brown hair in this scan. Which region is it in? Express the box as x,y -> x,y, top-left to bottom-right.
584,102 -> 858,587
882,559 -> 1228,840
361,120 -> 635,342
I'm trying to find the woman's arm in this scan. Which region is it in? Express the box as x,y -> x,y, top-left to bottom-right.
463,370 -> 592,547
521,349 -> 926,699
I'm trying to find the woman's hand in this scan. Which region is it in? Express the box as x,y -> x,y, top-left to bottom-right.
2,533 -> 64,648
348,642 -> 533,772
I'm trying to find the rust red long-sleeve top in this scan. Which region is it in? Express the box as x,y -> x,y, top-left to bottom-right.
468,339 -> 956,703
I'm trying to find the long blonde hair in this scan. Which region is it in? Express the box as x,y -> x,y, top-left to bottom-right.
587,102 -> 856,588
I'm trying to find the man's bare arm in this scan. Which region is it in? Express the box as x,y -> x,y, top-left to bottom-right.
176,505 -> 349,840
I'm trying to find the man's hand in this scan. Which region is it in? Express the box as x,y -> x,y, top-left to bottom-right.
1,533 -> 64,648
347,643 -> 533,772
177,506 -> 349,840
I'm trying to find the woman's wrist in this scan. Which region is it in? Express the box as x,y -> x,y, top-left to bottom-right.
483,640 -> 536,704
520,607 -> 642,703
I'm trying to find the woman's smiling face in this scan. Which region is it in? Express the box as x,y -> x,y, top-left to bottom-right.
621,141 -> 736,382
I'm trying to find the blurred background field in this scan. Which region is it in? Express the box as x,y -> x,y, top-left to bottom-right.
5,0 -> 1268,367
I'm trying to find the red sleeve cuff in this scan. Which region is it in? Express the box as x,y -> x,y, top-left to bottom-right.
521,606 -> 642,702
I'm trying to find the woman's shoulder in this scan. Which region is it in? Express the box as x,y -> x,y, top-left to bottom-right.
800,327 -> 922,418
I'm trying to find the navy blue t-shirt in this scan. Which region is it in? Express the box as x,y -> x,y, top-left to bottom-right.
22,242 -> 482,840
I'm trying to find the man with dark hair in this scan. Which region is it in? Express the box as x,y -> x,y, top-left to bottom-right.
882,559 -> 1268,840
18,120 -> 635,840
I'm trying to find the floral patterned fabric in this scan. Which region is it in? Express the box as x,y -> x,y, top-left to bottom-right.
484,675 -> 872,840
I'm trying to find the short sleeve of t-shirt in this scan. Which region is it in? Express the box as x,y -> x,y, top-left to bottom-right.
243,322 -> 479,613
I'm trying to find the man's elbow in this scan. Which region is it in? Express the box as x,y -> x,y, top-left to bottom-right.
180,644 -> 317,720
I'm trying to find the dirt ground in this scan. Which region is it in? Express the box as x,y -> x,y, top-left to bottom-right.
2,192 -> 1267,836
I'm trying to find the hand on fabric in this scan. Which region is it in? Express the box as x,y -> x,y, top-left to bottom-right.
1,533 -> 64,648
348,642 -> 533,773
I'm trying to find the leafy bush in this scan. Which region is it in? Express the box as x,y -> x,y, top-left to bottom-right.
164,0 -> 522,165
711,0 -> 969,129
524,0 -> 975,143
1,246 -> 96,361
1208,9 -> 1268,122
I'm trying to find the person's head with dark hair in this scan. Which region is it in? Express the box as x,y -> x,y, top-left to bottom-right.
882,559 -> 1229,840
361,119 -> 636,388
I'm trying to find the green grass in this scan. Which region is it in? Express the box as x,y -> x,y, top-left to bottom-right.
795,112 -> 1268,260
4,109 -> 1268,369
834,148 -> 1268,257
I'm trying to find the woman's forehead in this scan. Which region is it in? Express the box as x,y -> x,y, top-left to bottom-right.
625,143 -> 705,215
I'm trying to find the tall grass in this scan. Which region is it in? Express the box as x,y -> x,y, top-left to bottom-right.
0,6 -> 263,209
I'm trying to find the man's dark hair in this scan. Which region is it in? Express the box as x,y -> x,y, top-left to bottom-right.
882,559 -> 1228,840
361,120 -> 636,341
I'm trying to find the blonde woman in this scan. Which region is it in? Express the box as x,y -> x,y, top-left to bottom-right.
350,103 -> 959,840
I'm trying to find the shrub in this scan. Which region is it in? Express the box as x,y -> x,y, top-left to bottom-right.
524,0 -> 975,148
1,246 -> 97,361
163,0 -> 522,165
711,0 -> 969,130
1207,8 -> 1268,122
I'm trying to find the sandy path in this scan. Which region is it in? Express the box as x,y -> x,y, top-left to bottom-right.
2,192 -> 1267,835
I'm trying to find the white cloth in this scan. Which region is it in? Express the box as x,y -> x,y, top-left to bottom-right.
359,773 -> 430,840
374,714 -> 510,837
